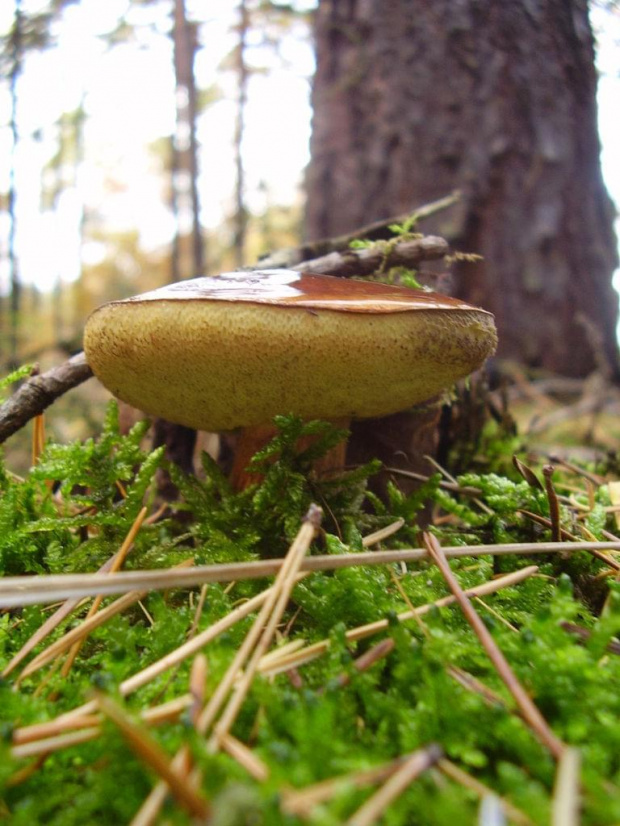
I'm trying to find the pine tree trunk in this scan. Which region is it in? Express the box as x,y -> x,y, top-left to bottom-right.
172,0 -> 204,279
233,0 -> 249,268
306,0 -> 619,378
7,0 -> 23,369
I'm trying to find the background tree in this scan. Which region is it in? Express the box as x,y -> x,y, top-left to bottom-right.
306,0 -> 619,379
1,0 -> 59,367
232,0 -> 250,268
170,0 -> 203,281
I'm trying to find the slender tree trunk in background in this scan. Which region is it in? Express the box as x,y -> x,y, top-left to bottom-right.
233,0 -> 249,268
169,136 -> 182,283
157,0 -> 205,494
7,0 -> 23,369
52,103 -> 86,349
172,0 -> 204,280
306,0 -> 619,379
71,103 -> 86,341
51,130 -> 63,344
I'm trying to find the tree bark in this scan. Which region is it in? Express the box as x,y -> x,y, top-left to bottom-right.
7,0 -> 23,369
233,0 -> 250,267
171,0 -> 204,279
306,0 -> 619,378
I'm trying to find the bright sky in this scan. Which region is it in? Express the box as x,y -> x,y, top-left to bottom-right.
0,0 -> 618,295
593,4 -> 620,298
0,0 -> 315,291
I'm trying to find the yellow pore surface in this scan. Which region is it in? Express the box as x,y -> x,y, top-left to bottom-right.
84,299 -> 497,431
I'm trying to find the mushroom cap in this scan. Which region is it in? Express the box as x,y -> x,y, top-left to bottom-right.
83,270 -> 497,431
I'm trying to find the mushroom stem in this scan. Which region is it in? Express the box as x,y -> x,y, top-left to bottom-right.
230,419 -> 350,491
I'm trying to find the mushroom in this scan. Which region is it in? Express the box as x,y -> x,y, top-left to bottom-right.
83,270 -> 497,486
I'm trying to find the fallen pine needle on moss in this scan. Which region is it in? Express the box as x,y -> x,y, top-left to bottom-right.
3,540 -> 620,607
423,532 -> 565,760
346,744 -> 443,826
96,692 -> 210,821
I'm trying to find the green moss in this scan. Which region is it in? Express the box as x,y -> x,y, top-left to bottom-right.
1,407 -> 620,823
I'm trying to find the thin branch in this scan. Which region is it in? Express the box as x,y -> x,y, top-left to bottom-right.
290,235 -> 449,278
0,352 -> 92,444
258,191 -> 460,268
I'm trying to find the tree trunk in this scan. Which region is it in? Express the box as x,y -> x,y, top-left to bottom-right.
7,0 -> 23,369
306,0 -> 619,379
233,0 -> 250,268
171,0 -> 204,280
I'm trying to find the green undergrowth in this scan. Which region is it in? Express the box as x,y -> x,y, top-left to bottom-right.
1,398 -> 620,824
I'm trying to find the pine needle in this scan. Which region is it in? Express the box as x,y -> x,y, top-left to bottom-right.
96,693 -> 209,821
423,533 -> 565,760
60,506 -> 148,678
207,504 -> 322,749
346,744 -> 443,826
438,759 -> 534,825
259,566 -> 539,677
281,755 -> 411,816
3,540 -> 620,608
552,747 -> 581,826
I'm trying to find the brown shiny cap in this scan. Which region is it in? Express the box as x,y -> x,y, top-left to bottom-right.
123,269 -> 490,314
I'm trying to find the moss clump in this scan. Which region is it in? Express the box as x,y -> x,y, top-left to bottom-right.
1,407 -> 620,824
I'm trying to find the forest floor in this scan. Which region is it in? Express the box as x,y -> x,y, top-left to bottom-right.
1,367 -> 620,825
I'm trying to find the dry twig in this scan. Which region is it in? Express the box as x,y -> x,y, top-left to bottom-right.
290,236 -> 448,278
257,191 -> 460,268
0,352 -> 93,445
